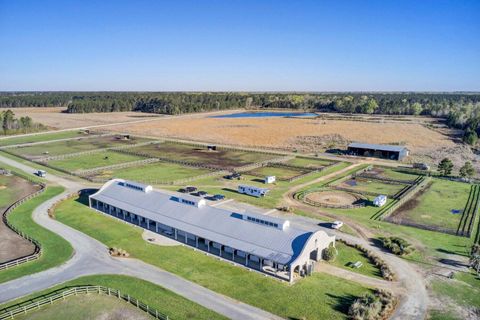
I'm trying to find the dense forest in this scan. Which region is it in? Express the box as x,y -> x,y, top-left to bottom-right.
0,109 -> 46,135
1,92 -> 480,143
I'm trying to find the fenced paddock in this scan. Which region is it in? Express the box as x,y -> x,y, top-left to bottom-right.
0,286 -> 169,320
0,172 -> 45,271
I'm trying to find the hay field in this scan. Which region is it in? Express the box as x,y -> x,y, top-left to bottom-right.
105,116 -> 456,153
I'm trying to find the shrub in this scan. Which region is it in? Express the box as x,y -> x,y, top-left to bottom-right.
348,289 -> 396,320
323,244 -> 337,261
109,247 -> 130,257
379,236 -> 414,256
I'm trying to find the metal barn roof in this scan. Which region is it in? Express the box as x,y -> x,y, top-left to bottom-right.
90,179 -> 324,265
348,142 -> 407,153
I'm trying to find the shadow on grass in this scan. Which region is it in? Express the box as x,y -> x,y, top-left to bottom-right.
436,248 -> 469,257
325,293 -> 360,314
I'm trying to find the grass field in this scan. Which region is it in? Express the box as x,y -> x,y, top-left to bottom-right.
0,130 -> 89,147
48,151 -> 147,172
13,294 -> 151,320
88,161 -> 212,183
55,195 -> 371,320
330,242 -> 383,279
334,177 -> 408,197
246,165 -> 309,180
377,168 -> 420,182
395,179 -> 471,231
0,186 -> 73,284
286,157 -> 334,168
1,275 -> 227,320
11,136 -> 151,158
128,142 -> 277,168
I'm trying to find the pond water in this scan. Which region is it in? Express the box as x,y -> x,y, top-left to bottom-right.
211,111 -> 318,118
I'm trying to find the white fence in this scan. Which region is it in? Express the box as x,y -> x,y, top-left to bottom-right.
0,286 -> 169,320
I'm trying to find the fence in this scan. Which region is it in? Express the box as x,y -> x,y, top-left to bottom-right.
76,158 -> 160,176
0,173 -> 46,271
0,131 -> 111,150
373,176 -> 430,221
0,286 -> 169,320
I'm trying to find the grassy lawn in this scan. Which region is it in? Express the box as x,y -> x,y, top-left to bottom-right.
48,151 -> 147,172
90,161 -> 212,183
329,242 -> 382,279
55,196 -> 371,320
1,275 -> 227,320
246,165 -> 308,180
0,130 -> 87,147
0,186 -> 73,284
12,136 -> 150,158
395,179 -> 471,231
286,157 -> 334,168
379,168 -> 420,181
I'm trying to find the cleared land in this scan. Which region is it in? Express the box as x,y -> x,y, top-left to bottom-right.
0,130 -> 93,147
246,165 -> 310,181
1,275 -> 227,320
88,161 -> 212,183
13,294 -> 151,320
126,142 -> 277,169
393,179 -> 472,232
54,195 -> 371,320
334,177 -> 408,197
306,190 -> 364,207
286,157 -> 334,168
10,136 -> 151,159
0,174 -> 41,263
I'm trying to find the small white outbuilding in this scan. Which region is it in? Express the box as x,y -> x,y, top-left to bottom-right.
373,195 -> 387,207
264,176 -> 276,184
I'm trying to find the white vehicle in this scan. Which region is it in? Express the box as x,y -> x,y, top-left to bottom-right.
373,195 -> 387,207
331,221 -> 343,229
264,176 -> 276,184
238,185 -> 269,197
35,170 -> 47,178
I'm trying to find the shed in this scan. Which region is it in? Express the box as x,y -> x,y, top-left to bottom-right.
347,143 -> 409,161
265,176 -> 276,184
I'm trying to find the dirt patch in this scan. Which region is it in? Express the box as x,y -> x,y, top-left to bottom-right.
306,190 -> 363,207
391,181 -> 432,219
0,175 -> 41,264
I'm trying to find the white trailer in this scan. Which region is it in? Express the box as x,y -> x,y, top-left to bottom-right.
264,176 -> 276,184
373,195 -> 387,207
238,185 -> 269,197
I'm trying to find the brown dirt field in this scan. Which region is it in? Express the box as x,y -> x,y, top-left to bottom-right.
0,175 -> 41,264
306,190 -> 362,206
0,107 -> 163,129
104,116 -> 456,154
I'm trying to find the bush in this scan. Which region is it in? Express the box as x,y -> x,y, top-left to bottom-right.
323,244 -> 337,261
109,247 -> 130,257
379,237 -> 414,256
348,289 -> 396,320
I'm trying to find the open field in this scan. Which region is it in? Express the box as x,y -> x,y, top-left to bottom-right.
0,107 -> 164,129
13,294 -> 151,320
1,275 -> 227,320
0,174 -> 41,264
54,195 -> 371,320
0,186 -> 72,284
48,151 -> 147,172
334,177 -> 408,197
10,135 -> 151,159
88,160 -> 213,183
126,142 -> 277,169
285,156 -> 335,168
245,164 -> 310,181
0,130 -> 93,147
104,114 -> 456,154
392,179 -> 472,232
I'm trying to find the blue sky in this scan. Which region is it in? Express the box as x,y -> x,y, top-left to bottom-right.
0,0 -> 479,91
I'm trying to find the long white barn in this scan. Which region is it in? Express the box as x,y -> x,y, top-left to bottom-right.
89,179 -> 335,282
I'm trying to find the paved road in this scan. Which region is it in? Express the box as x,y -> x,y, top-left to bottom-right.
0,154 -> 281,320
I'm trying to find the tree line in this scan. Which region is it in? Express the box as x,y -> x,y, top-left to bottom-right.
1,92 -> 480,144
0,109 -> 46,135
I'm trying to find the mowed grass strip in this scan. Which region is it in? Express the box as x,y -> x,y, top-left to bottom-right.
48,151 -> 147,172
55,196 -> 371,320
0,186 -> 72,284
1,275 -> 227,320
286,157 -> 334,168
90,161 -> 212,183
0,130 -> 87,147
397,179 -> 471,230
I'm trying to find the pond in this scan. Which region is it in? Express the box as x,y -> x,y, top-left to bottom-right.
211,111 -> 318,118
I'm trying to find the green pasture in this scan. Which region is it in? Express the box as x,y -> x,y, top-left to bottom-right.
286,157 -> 334,168
0,130 -> 87,147
246,165 -> 308,180
48,151 -> 146,172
